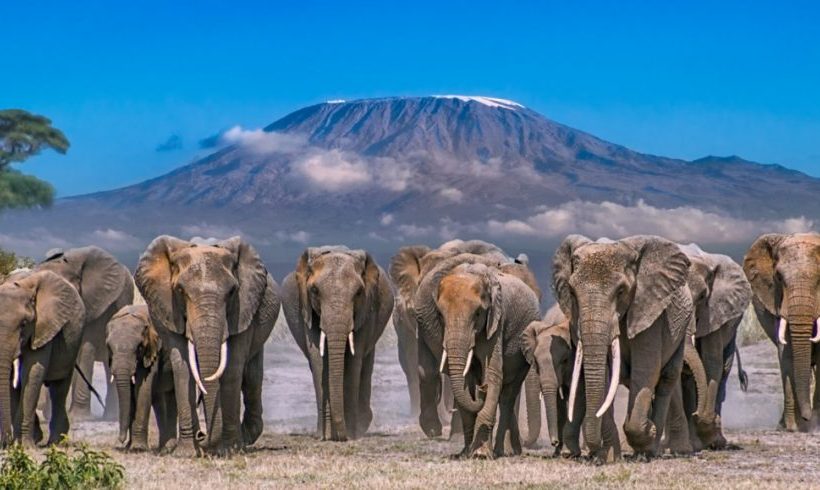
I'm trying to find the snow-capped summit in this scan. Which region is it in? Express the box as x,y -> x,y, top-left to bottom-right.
432,95 -> 524,110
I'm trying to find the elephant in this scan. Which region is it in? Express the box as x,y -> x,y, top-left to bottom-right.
553,235 -> 696,460
671,244 -> 751,450
135,235 -> 280,455
743,232 -> 820,432
415,253 -> 540,458
281,246 -> 393,441
106,304 -> 178,452
522,304 -> 622,460
0,270 -> 85,447
390,239 -> 542,444
37,246 -> 135,420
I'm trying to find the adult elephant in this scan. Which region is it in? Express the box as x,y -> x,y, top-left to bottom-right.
135,236 -> 280,455
414,254 -> 540,458
281,246 -> 393,441
37,246 -> 134,420
553,235 -> 694,460
743,232 -> 820,431
0,270 -> 85,447
674,244 -> 751,449
390,240 -> 542,444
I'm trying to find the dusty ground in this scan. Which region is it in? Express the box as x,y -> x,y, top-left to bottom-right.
15,321 -> 820,489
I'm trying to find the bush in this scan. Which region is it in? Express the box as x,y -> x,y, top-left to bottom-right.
0,248 -> 34,279
0,442 -> 125,489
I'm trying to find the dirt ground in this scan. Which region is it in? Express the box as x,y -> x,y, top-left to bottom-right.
22,322 -> 820,488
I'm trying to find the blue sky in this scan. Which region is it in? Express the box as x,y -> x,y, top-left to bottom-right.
3,0 -> 820,196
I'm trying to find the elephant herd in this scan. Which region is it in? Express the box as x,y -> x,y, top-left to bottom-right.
0,232 -> 816,464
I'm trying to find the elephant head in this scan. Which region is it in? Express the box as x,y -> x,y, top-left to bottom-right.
295,246 -> 382,441
522,306 -> 571,449
415,254 -> 505,413
105,305 -> 159,447
743,232 -> 820,421
552,235 -> 690,453
38,246 -> 133,322
0,270 -> 84,445
134,235 -> 268,447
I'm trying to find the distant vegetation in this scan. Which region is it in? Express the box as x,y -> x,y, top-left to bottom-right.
0,109 -> 69,209
0,442 -> 124,489
0,248 -> 34,278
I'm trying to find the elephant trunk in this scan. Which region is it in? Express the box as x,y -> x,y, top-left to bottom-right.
191,325 -> 224,448
539,375 -> 561,447
0,362 -> 13,446
445,332 -> 484,413
326,332 -> 348,441
114,374 -> 133,445
521,369 -> 541,447
785,287 -> 815,421
684,341 -> 712,429
577,308 -> 612,454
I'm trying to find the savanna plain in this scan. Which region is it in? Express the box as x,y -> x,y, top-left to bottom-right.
38,318 -> 820,489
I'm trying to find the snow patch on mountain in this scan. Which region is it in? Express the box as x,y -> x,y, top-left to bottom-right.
433,95 -> 524,110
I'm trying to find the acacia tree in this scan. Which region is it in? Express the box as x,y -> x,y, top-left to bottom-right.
0,109 -> 69,209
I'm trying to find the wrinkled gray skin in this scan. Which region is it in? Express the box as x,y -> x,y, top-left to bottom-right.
282,246 -> 393,441
37,246 -> 134,420
415,254 -> 540,458
390,240 -> 542,445
522,305 -> 621,460
0,270 -> 84,447
553,235 -> 695,460
670,245 -> 751,450
106,304 -> 178,452
744,233 -> 820,432
136,236 -> 280,456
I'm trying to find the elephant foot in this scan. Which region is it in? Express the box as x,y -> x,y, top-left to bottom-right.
470,443 -> 494,460
129,440 -> 150,453
626,451 -> 655,463
241,421 -> 263,446
33,424 -> 44,445
561,448 -> 581,460
69,407 -> 93,422
420,415 -> 443,439
449,447 -> 471,460
171,439 -> 202,458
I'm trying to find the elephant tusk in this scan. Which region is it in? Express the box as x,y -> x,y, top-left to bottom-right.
319,331 -> 326,358
777,317 -> 788,345
439,349 -> 447,373
204,342 -> 228,382
567,341 -> 583,423
188,341 -> 208,395
558,386 -> 565,401
463,349 -> 474,378
12,358 -> 20,390
131,375 -> 136,385
596,336 -> 621,418
691,334 -> 696,346
811,318 -> 820,344
109,374 -> 114,384
348,332 -> 355,356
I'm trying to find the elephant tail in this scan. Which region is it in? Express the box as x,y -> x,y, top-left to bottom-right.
74,363 -> 106,409
735,348 -> 749,393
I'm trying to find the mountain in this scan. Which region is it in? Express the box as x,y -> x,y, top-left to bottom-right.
1,96 -> 817,281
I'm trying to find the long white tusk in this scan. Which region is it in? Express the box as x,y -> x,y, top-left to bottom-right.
567,341 -> 583,423
12,358 -> 20,390
811,318 -> 820,344
439,349 -> 448,373
558,386 -> 565,401
463,349 -> 474,377
348,332 -> 355,356
203,342 -> 228,382
188,341 -> 208,395
597,337 -> 621,418
691,334 -> 696,346
131,375 -> 136,385
319,331 -> 326,358
777,317 -> 788,345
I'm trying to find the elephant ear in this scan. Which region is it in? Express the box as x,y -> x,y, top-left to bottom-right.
135,235 -> 191,335
72,246 -> 129,321
362,252 -> 382,324
389,245 -> 431,312
20,271 -> 85,350
521,321 -> 541,364
622,236 -> 691,339
743,234 -> 785,315
218,237 -> 268,335
708,255 -> 752,333
485,270 -> 503,339
294,249 -> 316,331
141,319 -> 161,368
552,235 -> 592,323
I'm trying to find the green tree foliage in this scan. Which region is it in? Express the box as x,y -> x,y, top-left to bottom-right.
0,109 -> 69,209
0,442 -> 125,489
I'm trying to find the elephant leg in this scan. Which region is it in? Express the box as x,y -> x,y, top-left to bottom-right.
46,377 -> 71,445
69,341 -> 95,419
624,332 -> 665,457
813,345 -> 820,431
241,350 -> 265,446
665,380 -> 693,455
218,363 -> 244,453
20,359 -> 47,447
169,347 -> 200,457
777,344 -> 798,431
562,380 -> 584,458
601,406 -> 621,461
441,376 -> 462,439
455,408 -> 476,458
395,319 -> 420,417
159,389 -> 179,450
494,378 -> 524,457
102,362 -> 119,421
698,328 -> 728,448
417,339 -> 443,438
130,371 -> 155,452
356,350 -> 376,437
343,353 -> 363,440
650,342 -> 686,457
680,374 -> 703,452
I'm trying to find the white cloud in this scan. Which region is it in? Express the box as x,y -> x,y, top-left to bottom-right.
180,223 -> 245,241
90,228 -> 141,252
293,150 -> 372,191
275,230 -> 311,244
380,214 -> 394,226
397,224 -> 434,238
487,200 -> 815,243
438,187 -> 464,203
222,126 -> 307,155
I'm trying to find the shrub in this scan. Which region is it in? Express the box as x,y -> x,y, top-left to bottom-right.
0,442 -> 125,489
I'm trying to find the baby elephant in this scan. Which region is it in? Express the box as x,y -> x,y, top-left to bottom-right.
522,306 -> 621,461
106,305 -> 177,452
